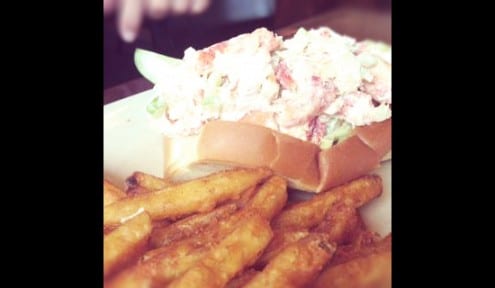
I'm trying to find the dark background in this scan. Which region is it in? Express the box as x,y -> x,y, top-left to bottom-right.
104,0 -> 391,90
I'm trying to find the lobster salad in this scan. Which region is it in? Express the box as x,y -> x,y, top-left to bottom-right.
146,27 -> 391,149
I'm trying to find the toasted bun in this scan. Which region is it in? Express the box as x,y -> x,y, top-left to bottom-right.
163,119 -> 391,193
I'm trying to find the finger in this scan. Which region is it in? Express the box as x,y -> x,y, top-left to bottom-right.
146,0 -> 172,19
117,0 -> 144,42
170,0 -> 189,14
190,0 -> 210,14
103,0 -> 117,15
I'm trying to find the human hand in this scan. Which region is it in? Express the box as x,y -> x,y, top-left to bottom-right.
104,0 -> 211,42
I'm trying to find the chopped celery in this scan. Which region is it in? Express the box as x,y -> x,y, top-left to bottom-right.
320,118 -> 353,149
146,96 -> 167,118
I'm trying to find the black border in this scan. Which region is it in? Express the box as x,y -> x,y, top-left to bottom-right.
391,0 -> 454,285
9,0 -> 477,285
14,1 -> 104,284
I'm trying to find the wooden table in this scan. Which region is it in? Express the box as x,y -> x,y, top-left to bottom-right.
103,7 -> 390,105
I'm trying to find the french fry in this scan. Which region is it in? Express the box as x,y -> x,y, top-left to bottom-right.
236,184 -> 259,208
311,202 -> 366,245
104,167 -> 390,287
125,171 -> 175,194
225,269 -> 259,288
142,235 -> 208,264
256,229 -> 309,268
104,179 -> 126,207
109,205 -> 276,287
244,175 -> 288,221
126,186 -> 152,196
311,250 -> 392,288
151,219 -> 172,230
146,182 -> 258,248
149,202 -> 239,249
243,233 -> 336,288
257,204 -> 367,269
145,178 -> 285,261
144,175 -> 286,269
108,218 -> 230,288
272,175 -> 382,230
104,167 -> 272,227
106,239 -> 212,288
103,212 -> 152,278
167,214 -> 273,288
331,232 -> 391,267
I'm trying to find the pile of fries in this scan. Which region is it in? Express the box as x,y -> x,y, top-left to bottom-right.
104,167 -> 391,287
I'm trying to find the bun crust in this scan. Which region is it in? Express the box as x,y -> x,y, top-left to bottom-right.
196,121 -> 320,191
163,120 -> 391,193
317,135 -> 381,192
354,118 -> 391,158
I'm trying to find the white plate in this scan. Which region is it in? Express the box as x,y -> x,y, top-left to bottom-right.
104,90 -> 391,236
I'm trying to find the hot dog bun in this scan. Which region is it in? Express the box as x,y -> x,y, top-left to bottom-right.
163,119 -> 390,193
145,27 -> 392,193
